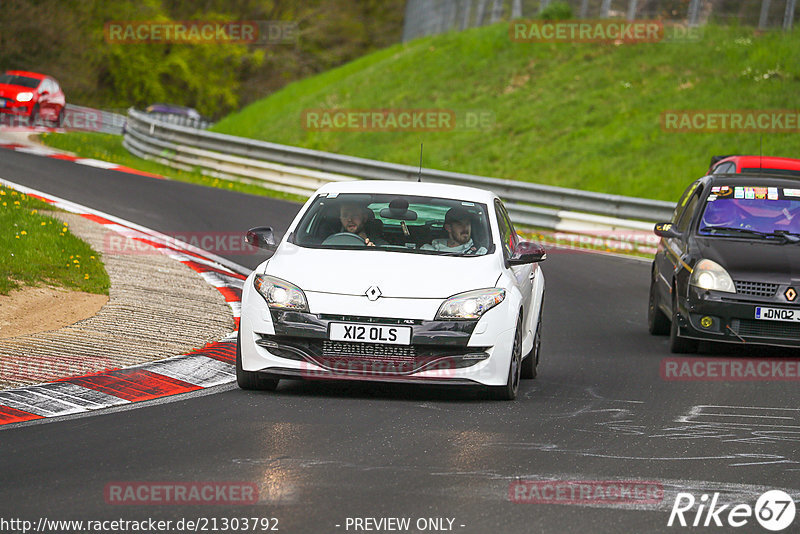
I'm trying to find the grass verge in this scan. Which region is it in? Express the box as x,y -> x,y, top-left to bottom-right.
210,23 -> 799,202
0,185 -> 110,295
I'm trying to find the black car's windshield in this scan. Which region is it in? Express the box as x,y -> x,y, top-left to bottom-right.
291,193 -> 493,256
0,74 -> 40,88
698,185 -> 800,240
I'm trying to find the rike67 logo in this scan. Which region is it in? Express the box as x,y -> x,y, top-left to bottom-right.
668,490 -> 796,531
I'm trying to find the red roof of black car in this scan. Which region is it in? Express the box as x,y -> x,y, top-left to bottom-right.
718,155 -> 800,171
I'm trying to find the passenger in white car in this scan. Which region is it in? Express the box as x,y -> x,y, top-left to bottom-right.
421,207 -> 487,255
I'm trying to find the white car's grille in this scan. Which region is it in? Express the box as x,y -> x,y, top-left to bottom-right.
322,340 -> 416,360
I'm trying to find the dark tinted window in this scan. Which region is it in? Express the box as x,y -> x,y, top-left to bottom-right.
698,187 -> 800,236
494,200 -> 518,259
713,162 -> 735,174
675,189 -> 702,233
672,182 -> 700,224
0,74 -> 40,88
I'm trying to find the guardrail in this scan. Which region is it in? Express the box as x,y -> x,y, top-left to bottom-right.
123,107 -> 676,231
142,112 -> 214,130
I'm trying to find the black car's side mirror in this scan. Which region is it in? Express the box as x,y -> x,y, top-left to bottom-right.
509,240 -> 546,265
654,222 -> 681,239
245,226 -> 278,251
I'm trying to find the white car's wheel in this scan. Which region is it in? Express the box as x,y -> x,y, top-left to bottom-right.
236,331 -> 279,391
521,306 -> 542,380
491,317 -> 522,400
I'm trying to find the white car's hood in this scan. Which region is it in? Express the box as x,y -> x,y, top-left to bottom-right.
264,243 -> 498,299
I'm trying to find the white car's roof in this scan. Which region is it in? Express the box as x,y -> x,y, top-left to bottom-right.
316,180 -> 497,204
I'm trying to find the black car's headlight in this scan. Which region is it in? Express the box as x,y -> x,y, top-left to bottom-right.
253,274 -> 309,311
690,259 -> 735,293
435,288 -> 505,320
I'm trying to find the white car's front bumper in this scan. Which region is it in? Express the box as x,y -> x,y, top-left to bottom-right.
238,272 -> 518,387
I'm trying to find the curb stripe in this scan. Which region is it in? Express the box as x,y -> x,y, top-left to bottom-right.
1,143 -> 168,179
0,406 -> 42,425
48,154 -> 79,161
0,178 -> 248,427
216,286 -> 243,303
143,354 -> 235,388
62,370 -> 202,402
81,213 -> 118,225
190,342 -> 237,364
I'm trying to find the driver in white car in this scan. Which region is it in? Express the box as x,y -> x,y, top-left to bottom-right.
422,207 -> 487,255
338,202 -> 386,246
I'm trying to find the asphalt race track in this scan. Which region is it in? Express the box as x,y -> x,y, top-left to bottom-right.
1,148 -> 798,533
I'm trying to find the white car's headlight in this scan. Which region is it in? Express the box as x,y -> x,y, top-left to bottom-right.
254,274 -> 309,311
690,259 -> 735,293
16,92 -> 34,102
436,288 -> 505,320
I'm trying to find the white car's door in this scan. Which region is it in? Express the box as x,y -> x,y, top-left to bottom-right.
495,201 -> 534,335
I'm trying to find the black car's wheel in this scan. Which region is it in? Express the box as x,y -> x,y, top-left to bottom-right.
522,306 -> 542,379
669,292 -> 698,354
491,317 -> 522,400
236,331 -> 279,391
648,278 -> 670,335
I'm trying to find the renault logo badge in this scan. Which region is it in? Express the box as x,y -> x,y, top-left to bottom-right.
365,286 -> 382,301
786,287 -> 797,302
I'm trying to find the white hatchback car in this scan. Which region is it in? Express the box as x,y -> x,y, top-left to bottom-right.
238,181 -> 545,399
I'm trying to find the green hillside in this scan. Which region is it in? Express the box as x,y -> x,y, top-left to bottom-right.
212,23 -> 800,202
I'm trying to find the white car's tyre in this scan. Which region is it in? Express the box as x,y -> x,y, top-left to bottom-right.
521,305 -> 542,380
236,332 -> 279,391
491,317 -> 522,400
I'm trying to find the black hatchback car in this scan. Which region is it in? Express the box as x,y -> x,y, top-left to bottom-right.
649,173 -> 800,352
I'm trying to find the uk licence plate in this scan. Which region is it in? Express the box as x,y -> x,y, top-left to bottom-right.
754,307 -> 800,322
329,323 -> 412,345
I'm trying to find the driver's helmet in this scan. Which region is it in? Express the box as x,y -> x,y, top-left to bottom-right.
702,200 -> 740,227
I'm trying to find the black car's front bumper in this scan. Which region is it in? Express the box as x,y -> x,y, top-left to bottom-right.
676,287 -> 800,348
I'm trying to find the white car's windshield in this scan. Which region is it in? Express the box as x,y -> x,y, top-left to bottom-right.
291,193 -> 493,256
698,185 -> 800,238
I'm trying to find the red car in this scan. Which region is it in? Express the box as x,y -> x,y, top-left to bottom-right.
709,155 -> 800,177
0,70 -> 65,126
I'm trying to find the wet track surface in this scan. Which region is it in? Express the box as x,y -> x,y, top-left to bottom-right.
1,148 -> 798,533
